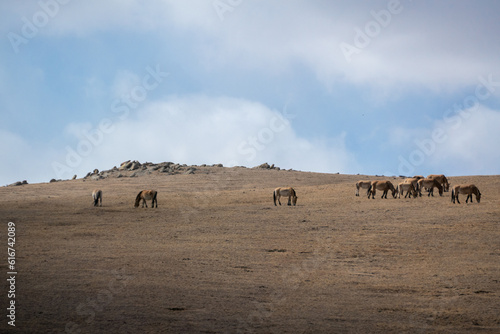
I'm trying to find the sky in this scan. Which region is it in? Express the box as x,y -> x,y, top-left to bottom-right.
1,0 -> 500,185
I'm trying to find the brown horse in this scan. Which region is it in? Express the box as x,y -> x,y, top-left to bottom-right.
355,180 -> 372,197
417,178 -> 443,197
427,174 -> 450,192
134,190 -> 158,208
451,184 -> 481,204
273,187 -> 298,206
92,189 -> 102,207
368,181 -> 397,199
397,182 -> 417,199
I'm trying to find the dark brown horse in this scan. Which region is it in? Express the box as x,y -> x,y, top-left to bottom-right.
427,174 -> 450,192
134,190 -> 158,208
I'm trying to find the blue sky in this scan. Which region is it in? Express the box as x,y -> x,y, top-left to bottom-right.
1,0 -> 500,185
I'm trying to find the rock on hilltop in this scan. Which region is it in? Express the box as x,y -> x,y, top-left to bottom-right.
82,161 -> 282,181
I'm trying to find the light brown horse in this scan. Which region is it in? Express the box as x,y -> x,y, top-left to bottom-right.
92,189 -> 102,207
417,178 -> 443,197
134,190 -> 158,208
403,177 -> 421,192
273,187 -> 298,206
355,180 -> 372,197
397,182 -> 418,199
451,184 -> 481,204
368,181 -> 397,199
427,174 -> 450,192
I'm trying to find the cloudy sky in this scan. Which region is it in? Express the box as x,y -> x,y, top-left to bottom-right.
1,0 -> 500,185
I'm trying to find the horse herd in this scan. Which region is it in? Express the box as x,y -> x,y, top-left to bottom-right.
90,175 -> 481,209
355,174 -> 482,204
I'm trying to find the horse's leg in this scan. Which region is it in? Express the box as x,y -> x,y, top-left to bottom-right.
287,195 -> 291,206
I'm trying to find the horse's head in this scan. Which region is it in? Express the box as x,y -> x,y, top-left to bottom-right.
476,189 -> 481,203
292,195 -> 298,206
134,191 -> 142,207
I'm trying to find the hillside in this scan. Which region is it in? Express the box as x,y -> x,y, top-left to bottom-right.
1,164 -> 499,333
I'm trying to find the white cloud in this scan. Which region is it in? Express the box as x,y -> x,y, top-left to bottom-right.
51,95 -> 359,180
4,1 -> 499,90
0,130 -> 59,185
394,105 -> 500,176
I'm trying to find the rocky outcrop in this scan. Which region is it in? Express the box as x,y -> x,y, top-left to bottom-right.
8,180 -> 28,186
80,161 -> 280,181
253,163 -> 280,170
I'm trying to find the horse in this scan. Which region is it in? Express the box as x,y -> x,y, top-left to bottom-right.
397,182 -> 418,199
355,181 -> 372,197
92,189 -> 102,207
368,181 -> 397,199
417,178 -> 443,197
403,177 -> 421,192
273,187 -> 298,206
134,190 -> 158,208
427,174 -> 450,192
451,184 -> 481,204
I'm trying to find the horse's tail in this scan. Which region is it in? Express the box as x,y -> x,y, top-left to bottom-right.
451,188 -> 455,203
367,184 -> 372,197
134,191 -> 142,207
273,189 -> 277,206
153,191 -> 158,208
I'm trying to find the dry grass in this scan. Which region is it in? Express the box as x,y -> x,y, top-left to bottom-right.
1,167 -> 499,333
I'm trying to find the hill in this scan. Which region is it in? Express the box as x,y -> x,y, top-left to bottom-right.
1,163 -> 499,333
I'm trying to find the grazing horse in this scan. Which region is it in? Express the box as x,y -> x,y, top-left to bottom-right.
273,187 -> 298,206
427,174 -> 450,192
451,184 -> 481,204
403,177 -> 421,192
417,178 -> 443,197
368,181 -> 397,199
397,182 -> 417,199
355,181 -> 372,197
134,190 -> 158,208
92,189 -> 102,207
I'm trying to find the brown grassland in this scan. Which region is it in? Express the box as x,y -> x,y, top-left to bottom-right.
1,166 -> 499,333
